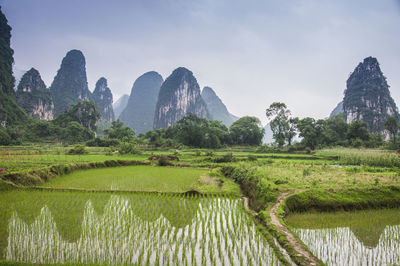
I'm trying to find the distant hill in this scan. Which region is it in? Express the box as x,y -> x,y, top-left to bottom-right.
113,94 -> 129,119
201,86 -> 238,127
119,71 -> 163,134
330,57 -> 399,138
329,101 -> 343,118
0,7 -> 26,126
92,77 -> 114,122
154,67 -> 208,129
16,68 -> 54,120
50,49 -> 93,116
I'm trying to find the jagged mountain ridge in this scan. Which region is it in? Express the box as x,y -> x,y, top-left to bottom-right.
330,57 -> 399,137
0,7 -> 26,126
92,77 -> 114,122
153,67 -> 208,129
50,49 -> 93,117
16,68 -> 54,120
201,86 -> 238,127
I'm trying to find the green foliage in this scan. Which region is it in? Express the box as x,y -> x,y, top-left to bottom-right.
173,114 -> 230,148
384,116 -> 398,144
61,121 -> 94,144
0,127 -> 11,145
118,142 -> 141,155
229,116 -> 264,146
0,8 -> 27,125
86,138 -> 120,147
67,144 -> 88,155
104,120 -> 135,142
266,102 -> 294,147
157,155 -> 171,166
284,187 -> 400,213
54,101 -> 100,132
346,120 -> 370,142
50,49 -> 93,116
220,165 -> 278,211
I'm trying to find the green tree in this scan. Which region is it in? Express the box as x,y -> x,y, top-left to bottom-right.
296,117 -> 325,150
174,114 -> 208,147
61,121 -> 94,143
321,115 -> 348,146
266,102 -> 292,147
229,116 -> 264,146
54,101 -> 100,132
104,120 -> 135,141
384,116 -> 399,144
347,120 -> 370,142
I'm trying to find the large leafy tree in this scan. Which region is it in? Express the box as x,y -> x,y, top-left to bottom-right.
321,115 -> 349,146
54,101 -> 100,132
346,120 -> 370,142
266,102 -> 293,147
384,116 -> 399,144
173,114 -> 229,148
104,120 -> 135,141
296,117 -> 325,149
229,116 -> 264,146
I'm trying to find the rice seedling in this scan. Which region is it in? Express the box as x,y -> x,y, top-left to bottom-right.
0,190 -> 280,265
287,208 -> 400,265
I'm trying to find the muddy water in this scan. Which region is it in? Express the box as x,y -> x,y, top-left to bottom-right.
286,208 -> 400,266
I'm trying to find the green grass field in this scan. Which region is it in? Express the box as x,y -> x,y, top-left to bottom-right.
39,165 -> 240,195
1,145 -> 400,265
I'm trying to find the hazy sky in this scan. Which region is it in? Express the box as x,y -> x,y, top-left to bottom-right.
1,0 -> 400,124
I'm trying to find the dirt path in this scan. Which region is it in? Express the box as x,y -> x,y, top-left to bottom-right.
270,192 -> 319,266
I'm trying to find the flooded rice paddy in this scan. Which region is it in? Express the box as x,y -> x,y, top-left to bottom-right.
0,190 -> 280,265
287,208 -> 400,266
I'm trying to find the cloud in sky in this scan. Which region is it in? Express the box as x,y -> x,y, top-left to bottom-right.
1,0 -> 400,124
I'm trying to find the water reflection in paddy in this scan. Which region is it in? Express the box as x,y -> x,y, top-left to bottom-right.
287,208 -> 400,266
0,190 -> 280,265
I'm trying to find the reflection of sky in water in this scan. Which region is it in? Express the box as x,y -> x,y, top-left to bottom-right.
4,196 -> 279,265
294,226 -> 400,266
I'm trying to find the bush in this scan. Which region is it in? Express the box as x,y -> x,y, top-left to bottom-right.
214,152 -> 236,163
0,127 -> 11,145
303,168 -> 312,177
205,151 -> 214,156
247,155 -> 257,161
157,155 -> 171,166
86,138 -> 120,147
67,144 -> 88,155
118,142 -> 141,155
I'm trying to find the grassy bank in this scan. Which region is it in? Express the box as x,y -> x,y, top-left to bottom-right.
283,186 -> 400,213
40,165 -> 240,195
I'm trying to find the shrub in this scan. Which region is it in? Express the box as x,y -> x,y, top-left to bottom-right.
302,168 -> 312,177
214,153 -> 236,163
67,144 -> 88,155
157,155 -> 171,166
118,142 -> 142,155
86,138 -> 120,147
0,128 -> 11,145
205,151 -> 214,156
247,155 -> 257,161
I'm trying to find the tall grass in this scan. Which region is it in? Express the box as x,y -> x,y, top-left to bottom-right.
318,148 -> 400,168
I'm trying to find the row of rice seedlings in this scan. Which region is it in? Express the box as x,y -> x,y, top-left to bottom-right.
294,226 -> 400,265
4,193 -> 280,265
